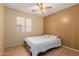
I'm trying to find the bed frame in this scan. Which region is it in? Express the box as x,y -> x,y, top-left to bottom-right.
24,41 -> 32,56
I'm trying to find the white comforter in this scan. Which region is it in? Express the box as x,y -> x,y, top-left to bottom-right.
24,35 -> 61,56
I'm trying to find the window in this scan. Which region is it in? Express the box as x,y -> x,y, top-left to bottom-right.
16,16 -> 32,32
16,16 -> 25,32
26,18 -> 32,32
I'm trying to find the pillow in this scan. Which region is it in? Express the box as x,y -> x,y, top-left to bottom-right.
43,35 -> 49,36
44,35 -> 58,38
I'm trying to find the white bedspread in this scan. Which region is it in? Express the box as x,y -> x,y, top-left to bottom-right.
24,35 -> 61,56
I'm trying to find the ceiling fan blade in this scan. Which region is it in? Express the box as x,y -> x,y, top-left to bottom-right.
45,6 -> 52,9
32,10 -> 37,12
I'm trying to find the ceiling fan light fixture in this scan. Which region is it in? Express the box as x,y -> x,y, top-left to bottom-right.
38,10 -> 42,14
36,3 -> 46,14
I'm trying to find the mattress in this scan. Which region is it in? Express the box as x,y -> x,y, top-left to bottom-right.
24,35 -> 61,56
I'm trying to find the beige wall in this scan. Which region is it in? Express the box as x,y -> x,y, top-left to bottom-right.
44,4 -> 79,50
0,4 -> 5,55
5,7 -> 44,47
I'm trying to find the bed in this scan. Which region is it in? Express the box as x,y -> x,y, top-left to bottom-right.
24,35 -> 61,56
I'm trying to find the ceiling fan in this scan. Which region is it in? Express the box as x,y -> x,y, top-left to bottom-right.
32,3 -> 52,14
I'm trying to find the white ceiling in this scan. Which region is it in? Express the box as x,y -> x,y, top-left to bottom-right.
4,3 -> 77,17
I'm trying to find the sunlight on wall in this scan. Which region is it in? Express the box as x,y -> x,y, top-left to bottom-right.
62,17 -> 69,23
